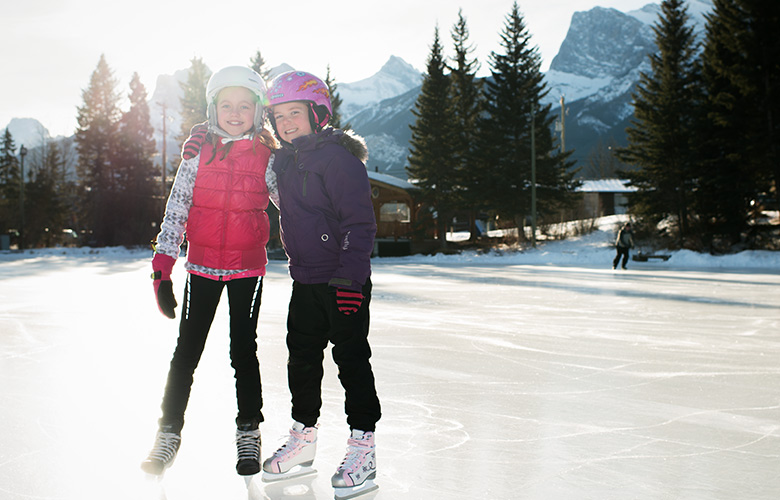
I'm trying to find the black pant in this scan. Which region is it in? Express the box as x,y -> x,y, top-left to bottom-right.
159,274 -> 264,432
286,280 -> 380,432
613,246 -> 630,269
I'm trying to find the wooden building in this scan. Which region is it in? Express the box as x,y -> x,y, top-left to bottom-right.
577,179 -> 636,217
367,171 -> 420,255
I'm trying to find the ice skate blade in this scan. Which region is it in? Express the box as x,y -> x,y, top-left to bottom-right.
261,465 -> 317,483
333,479 -> 378,500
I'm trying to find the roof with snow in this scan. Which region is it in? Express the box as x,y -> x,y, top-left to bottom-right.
577,179 -> 637,193
367,170 -> 418,191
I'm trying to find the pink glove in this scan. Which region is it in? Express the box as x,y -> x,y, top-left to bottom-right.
182,122 -> 208,160
151,253 -> 177,318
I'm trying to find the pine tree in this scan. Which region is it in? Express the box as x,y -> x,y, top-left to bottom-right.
407,26 -> 457,248
617,0 -> 702,247
0,129 -> 20,237
325,65 -> 346,129
448,9 -> 483,240
179,57 -> 210,143
75,54 -> 122,246
25,141 -> 67,247
698,0 -> 780,247
114,72 -> 158,245
249,50 -> 272,81
477,2 -> 576,240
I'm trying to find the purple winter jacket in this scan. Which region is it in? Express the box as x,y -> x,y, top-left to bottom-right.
273,128 -> 376,291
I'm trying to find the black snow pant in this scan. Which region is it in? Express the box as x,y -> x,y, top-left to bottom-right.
159,274 -> 264,433
286,279 -> 381,432
613,246 -> 630,269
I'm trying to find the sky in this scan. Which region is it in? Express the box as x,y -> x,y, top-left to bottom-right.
2,0 -> 655,138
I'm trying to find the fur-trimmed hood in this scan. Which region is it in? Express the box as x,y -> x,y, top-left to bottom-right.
334,128 -> 369,164
283,127 -> 369,164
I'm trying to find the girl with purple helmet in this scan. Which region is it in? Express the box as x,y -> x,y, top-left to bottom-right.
261,71 -> 380,498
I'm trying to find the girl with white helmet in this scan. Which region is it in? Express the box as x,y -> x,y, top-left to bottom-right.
261,71 -> 381,499
142,66 -> 277,478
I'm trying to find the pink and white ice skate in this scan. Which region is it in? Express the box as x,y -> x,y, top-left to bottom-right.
261,422 -> 318,482
331,430 -> 378,499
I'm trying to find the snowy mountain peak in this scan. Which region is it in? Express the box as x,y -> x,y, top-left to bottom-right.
549,7 -> 655,80
2,118 -> 50,148
339,56 -> 422,120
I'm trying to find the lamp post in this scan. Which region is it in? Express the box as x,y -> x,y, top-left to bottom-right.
19,144 -> 27,249
530,104 -> 537,248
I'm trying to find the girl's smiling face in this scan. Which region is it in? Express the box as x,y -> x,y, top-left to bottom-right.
272,101 -> 313,143
216,86 -> 256,136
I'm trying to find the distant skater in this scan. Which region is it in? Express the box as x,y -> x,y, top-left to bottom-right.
613,222 -> 634,270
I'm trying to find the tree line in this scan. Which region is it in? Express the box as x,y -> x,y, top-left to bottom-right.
618,0 -> 780,252
407,0 -> 778,253
0,50 -> 346,249
617,0 -> 777,252
407,3 -> 578,248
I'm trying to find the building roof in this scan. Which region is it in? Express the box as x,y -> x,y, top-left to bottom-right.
577,179 -> 637,193
367,170 -> 419,191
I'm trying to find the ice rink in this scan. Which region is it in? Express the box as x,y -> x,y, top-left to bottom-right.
1,248 -> 779,499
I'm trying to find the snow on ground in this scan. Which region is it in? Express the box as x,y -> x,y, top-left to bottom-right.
1,216 -> 778,500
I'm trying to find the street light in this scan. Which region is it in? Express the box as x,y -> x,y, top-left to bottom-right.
19,144 -> 27,250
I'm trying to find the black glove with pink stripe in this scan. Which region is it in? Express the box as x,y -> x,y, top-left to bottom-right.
335,288 -> 364,315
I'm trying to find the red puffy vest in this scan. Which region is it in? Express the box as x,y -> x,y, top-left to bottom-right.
186,138 -> 271,271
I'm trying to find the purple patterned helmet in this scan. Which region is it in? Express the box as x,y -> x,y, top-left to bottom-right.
267,71 -> 332,132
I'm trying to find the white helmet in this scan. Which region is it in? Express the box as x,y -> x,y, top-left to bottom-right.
205,66 -> 268,139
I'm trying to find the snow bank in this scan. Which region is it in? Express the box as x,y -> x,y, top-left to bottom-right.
1,216 -> 778,270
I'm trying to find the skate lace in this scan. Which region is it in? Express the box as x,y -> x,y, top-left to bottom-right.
337,438 -> 371,473
236,429 -> 261,460
149,432 -> 180,463
273,427 -> 308,459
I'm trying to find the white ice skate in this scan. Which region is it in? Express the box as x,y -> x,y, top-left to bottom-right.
331,430 -> 378,499
140,429 -> 181,476
261,422 -> 318,482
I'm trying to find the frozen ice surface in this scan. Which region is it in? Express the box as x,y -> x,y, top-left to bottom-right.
1,225 -> 778,499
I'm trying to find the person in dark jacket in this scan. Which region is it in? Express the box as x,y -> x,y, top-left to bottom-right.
261,71 -> 380,497
613,222 -> 635,270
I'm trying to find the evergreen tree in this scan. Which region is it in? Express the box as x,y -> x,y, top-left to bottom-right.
698,0 -> 780,247
179,57 -> 210,143
477,2 -> 575,240
618,0 -> 701,247
249,50 -> 272,81
75,54 -> 121,246
114,72 -> 159,245
407,26 -> 457,248
325,65 -> 346,129
0,129 -> 20,237
25,141 -> 67,247
448,9 -> 483,240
